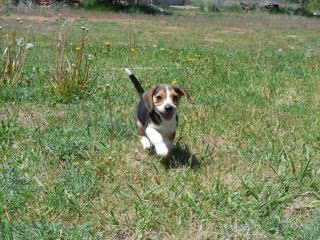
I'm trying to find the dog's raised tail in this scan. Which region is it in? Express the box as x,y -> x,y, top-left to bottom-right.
124,68 -> 144,97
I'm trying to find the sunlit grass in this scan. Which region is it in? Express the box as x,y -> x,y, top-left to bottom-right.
1,10 -> 320,239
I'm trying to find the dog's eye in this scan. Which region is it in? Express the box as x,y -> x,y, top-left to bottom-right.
172,95 -> 179,102
156,95 -> 162,101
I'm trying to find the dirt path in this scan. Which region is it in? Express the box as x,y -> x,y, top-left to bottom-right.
1,7 -> 154,22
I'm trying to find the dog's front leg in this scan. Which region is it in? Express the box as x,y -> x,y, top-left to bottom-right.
145,126 -> 171,157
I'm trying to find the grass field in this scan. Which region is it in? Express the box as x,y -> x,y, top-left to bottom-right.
1,8 -> 320,239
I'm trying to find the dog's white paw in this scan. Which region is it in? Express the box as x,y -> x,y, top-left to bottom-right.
155,143 -> 169,157
141,136 -> 151,150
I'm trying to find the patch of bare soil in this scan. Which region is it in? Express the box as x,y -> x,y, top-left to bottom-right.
0,107 -> 49,128
214,27 -> 254,35
284,195 -> 319,220
114,229 -> 133,240
201,134 -> 230,148
1,7 -> 155,22
164,25 -> 184,32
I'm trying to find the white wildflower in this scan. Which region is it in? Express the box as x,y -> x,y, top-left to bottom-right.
16,38 -> 25,47
305,48 -> 312,58
87,54 -> 94,61
26,43 -> 34,50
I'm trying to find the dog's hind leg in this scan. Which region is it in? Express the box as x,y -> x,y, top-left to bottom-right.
137,119 -> 151,150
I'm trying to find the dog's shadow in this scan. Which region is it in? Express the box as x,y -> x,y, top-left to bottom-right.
159,142 -> 200,170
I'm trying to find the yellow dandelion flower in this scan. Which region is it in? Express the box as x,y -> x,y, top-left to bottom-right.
171,80 -> 177,85
187,56 -> 194,62
76,47 -> 81,52
160,48 -> 165,52
105,41 -> 111,47
131,48 -> 136,52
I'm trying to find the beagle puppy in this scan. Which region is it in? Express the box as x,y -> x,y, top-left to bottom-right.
124,68 -> 192,157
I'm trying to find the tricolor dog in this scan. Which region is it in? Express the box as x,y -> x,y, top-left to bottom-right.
124,68 -> 192,157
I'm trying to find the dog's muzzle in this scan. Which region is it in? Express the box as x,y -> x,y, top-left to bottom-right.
161,104 -> 175,121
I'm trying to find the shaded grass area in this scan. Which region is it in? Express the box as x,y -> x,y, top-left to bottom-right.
1,12 -> 320,238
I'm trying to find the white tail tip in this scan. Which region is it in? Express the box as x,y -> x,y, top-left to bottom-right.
124,68 -> 132,76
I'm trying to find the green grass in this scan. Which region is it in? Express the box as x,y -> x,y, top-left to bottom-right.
1,10 -> 320,239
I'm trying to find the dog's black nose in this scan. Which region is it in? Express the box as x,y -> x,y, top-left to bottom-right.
165,105 -> 174,112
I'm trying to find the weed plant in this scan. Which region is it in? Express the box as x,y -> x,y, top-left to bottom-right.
0,20 -> 32,85
52,19 -> 94,102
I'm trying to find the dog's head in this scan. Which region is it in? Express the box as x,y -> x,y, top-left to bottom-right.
143,84 -> 192,121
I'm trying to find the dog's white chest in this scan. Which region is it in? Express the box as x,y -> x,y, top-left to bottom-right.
150,116 -> 177,135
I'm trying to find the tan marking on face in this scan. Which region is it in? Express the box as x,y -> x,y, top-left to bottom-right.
172,85 -> 193,103
170,89 -> 180,105
153,88 -> 167,107
136,119 -> 145,136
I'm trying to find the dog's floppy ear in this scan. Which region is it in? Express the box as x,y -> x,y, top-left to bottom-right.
173,85 -> 193,104
143,85 -> 157,111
